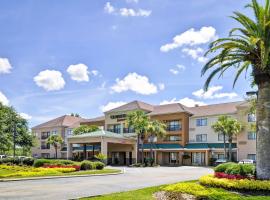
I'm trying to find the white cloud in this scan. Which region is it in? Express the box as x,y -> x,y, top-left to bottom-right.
169,64 -> 185,75
91,70 -> 99,76
160,26 -> 217,52
160,97 -> 206,107
192,86 -> 238,99
0,91 -> 9,106
158,83 -> 165,90
182,48 -> 208,63
104,2 -> 115,14
67,63 -> 89,82
34,70 -> 65,91
0,58 -> 12,74
104,2 -> 151,17
100,101 -> 127,112
20,113 -> 32,120
126,0 -> 139,3
111,72 -> 159,95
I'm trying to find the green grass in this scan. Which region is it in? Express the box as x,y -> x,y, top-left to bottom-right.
81,184 -> 166,200
81,181 -> 270,200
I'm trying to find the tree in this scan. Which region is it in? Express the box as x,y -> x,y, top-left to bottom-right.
212,116 -> 229,160
73,125 -> 99,135
71,113 -> 80,117
0,103 -> 35,155
126,110 -> 149,164
146,120 -> 166,165
47,135 -> 63,159
226,118 -> 242,161
201,0 -> 270,179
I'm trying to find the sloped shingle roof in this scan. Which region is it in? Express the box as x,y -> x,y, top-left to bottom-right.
149,103 -> 192,116
105,100 -> 154,113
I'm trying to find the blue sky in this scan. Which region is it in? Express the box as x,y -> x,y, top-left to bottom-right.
0,0 -> 254,127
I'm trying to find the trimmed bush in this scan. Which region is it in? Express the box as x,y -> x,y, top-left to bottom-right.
214,162 -> 236,173
80,160 -> 94,170
214,162 -> 255,178
22,158 -> 35,166
94,161 -> 105,170
199,175 -> 270,191
33,159 -> 52,167
33,159 -> 78,168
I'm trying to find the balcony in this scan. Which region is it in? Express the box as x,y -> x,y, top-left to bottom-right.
107,128 -> 121,134
41,145 -> 50,150
41,135 -> 49,140
166,125 -> 181,132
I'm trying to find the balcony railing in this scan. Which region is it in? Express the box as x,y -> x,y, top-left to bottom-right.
41,135 -> 49,140
166,125 -> 181,131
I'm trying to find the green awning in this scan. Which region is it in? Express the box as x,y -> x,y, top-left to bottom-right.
185,143 -> 237,149
140,143 -> 183,149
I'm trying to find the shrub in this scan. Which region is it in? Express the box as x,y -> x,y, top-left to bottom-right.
199,175 -> 270,191
33,159 -> 52,167
22,158 -> 35,166
94,161 -> 105,170
94,153 -> 107,163
80,160 -> 94,170
214,162 -> 236,173
33,159 -> 78,168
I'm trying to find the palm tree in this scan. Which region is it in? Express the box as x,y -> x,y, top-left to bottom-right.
212,116 -> 229,160
126,110 -> 149,164
47,135 -> 63,159
202,0 -> 270,179
226,118 -> 242,161
146,120 -> 166,165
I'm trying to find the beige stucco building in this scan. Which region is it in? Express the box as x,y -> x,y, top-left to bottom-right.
31,100 -> 256,166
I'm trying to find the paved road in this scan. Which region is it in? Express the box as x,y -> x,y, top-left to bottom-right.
0,166 -> 213,200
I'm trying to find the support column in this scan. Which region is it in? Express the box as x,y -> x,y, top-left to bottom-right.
205,150 -> 209,166
83,144 -> 87,160
101,138 -> 108,164
132,142 -> 137,164
67,142 -> 73,160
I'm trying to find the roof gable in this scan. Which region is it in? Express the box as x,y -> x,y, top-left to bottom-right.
104,100 -> 154,113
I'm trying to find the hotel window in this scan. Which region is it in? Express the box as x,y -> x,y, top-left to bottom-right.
248,113 -> 256,122
41,142 -> 50,149
169,152 -> 177,164
166,120 -> 181,131
196,118 -> 207,126
51,130 -> 58,135
248,132 -> 256,140
167,135 -> 182,141
247,154 -> 256,161
218,154 -> 225,159
218,133 -> 228,141
196,134 -> 207,142
41,132 -> 50,139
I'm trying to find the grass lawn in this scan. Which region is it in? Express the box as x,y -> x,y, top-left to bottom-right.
81,181 -> 270,200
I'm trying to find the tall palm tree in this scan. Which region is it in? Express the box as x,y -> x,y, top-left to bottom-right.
226,118 -> 242,161
212,116 -> 229,160
47,135 -> 63,159
202,0 -> 270,179
126,110 -> 149,164
146,120 -> 166,164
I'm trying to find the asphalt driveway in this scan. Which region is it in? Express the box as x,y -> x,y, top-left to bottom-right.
0,166 -> 213,200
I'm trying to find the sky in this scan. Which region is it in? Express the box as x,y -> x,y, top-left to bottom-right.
0,0 -> 255,127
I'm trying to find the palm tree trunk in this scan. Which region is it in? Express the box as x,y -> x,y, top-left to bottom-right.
55,145 -> 57,159
256,81 -> 270,180
223,133 -> 227,160
228,137 -> 232,162
141,135 -> 144,164
137,135 -> 140,164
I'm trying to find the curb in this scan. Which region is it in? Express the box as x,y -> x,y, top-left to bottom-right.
0,169 -> 124,182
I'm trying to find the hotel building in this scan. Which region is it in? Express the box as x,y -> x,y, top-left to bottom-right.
31,100 -> 256,166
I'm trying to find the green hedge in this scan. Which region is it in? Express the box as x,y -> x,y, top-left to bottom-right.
0,157 -> 35,166
80,160 -> 105,170
214,163 -> 255,176
200,175 -> 270,191
33,159 -> 77,168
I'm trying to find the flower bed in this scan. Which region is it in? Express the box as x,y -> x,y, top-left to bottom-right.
42,164 -> 80,171
199,175 -> 270,191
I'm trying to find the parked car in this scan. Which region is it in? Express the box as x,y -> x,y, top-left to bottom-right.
0,155 -> 7,159
238,159 -> 255,164
214,158 -> 228,166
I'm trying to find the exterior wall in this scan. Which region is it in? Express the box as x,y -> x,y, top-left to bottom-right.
189,114 -> 235,143
150,113 -> 190,147
31,126 -> 65,158
236,106 -> 256,161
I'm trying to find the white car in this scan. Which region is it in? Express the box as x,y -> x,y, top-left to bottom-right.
238,159 -> 255,164
0,155 -> 6,159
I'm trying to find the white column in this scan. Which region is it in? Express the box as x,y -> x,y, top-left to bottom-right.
67,142 -> 73,160
101,137 -> 108,164
133,142 -> 137,164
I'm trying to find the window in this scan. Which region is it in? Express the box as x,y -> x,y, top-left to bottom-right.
248,132 -> 256,140
67,128 -> 73,136
196,118 -> 207,126
41,142 -> 50,149
169,152 -> 177,164
247,154 -> 256,161
108,124 -> 121,134
218,154 -> 225,159
41,132 -> 50,139
167,135 -> 182,141
166,120 -> 181,131
41,153 -> 50,158
248,113 -> 256,122
196,134 -> 207,142
218,133 -> 228,141
51,130 -> 58,135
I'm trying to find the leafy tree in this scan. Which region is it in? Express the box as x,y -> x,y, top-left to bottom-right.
70,113 -> 80,117
146,120 -> 166,165
212,116 -> 230,160
95,153 -> 107,163
46,135 -> 63,159
0,103 -> 35,155
202,0 -> 270,179
73,125 -> 100,135
212,116 -> 242,162
127,110 -> 149,164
